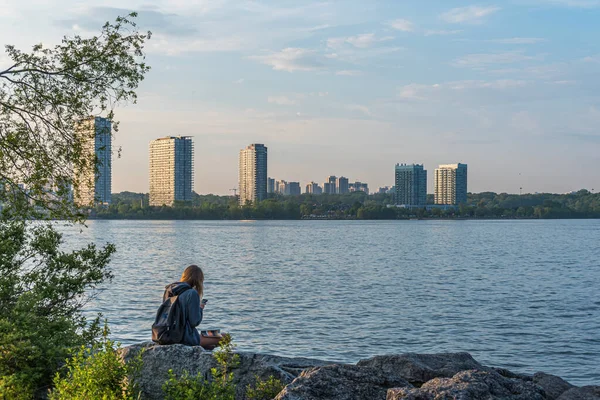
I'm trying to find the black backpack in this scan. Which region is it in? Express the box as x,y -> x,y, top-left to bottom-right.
152,286 -> 191,345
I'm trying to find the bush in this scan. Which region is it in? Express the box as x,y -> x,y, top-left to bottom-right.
49,324 -> 142,400
0,222 -> 114,398
163,333 -> 240,400
246,375 -> 285,400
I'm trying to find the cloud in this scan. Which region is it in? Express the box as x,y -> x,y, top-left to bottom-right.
336,70 -> 363,76
233,78 -> 245,84
583,55 -> 600,63
268,96 -> 296,105
346,104 -> 373,117
440,6 -> 500,24
57,6 -> 197,36
452,51 -> 539,69
250,48 -> 324,72
398,79 -> 528,100
327,33 -> 393,49
536,0 -> 600,7
425,30 -> 462,36
388,19 -> 415,32
148,34 -> 246,55
492,37 -> 545,44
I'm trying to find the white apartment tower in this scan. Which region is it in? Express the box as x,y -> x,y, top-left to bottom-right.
73,117 -> 112,206
434,163 -> 468,205
149,136 -> 194,207
239,144 -> 268,205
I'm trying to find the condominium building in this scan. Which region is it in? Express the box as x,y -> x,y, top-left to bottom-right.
149,136 -> 194,207
434,163 -> 468,205
305,182 -> 323,195
239,144 -> 268,205
395,164 -> 427,206
73,117 -> 112,206
275,180 -> 288,195
288,182 -> 301,196
337,176 -> 349,194
267,178 -> 275,194
349,182 -> 369,194
324,176 -> 337,194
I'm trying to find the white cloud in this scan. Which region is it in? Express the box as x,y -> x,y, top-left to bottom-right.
346,104 -> 373,117
233,78 -> 245,84
492,37 -> 545,44
148,34 -> 246,55
250,48 -> 323,72
425,30 -> 462,36
327,33 -> 393,49
388,19 -> 414,32
268,96 -> 296,105
440,6 -> 500,24
452,51 -> 539,69
336,70 -> 363,76
399,79 -> 528,100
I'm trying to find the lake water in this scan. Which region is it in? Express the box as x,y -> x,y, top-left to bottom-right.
59,219 -> 600,385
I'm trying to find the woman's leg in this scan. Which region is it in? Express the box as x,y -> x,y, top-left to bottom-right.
200,335 -> 223,350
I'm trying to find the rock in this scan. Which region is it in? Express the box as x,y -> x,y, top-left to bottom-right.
357,352 -> 491,385
121,342 -> 332,400
557,386 -> 600,400
275,364 -> 412,400
534,372 -> 575,399
387,369 -> 546,400
493,367 -> 533,381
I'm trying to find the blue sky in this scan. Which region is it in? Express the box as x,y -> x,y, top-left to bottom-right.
2,0 -> 599,194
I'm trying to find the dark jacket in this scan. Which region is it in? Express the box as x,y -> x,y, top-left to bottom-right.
163,282 -> 203,346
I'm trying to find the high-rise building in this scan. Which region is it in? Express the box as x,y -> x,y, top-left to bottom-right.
326,176 -> 337,194
337,176 -> 349,194
267,178 -> 275,194
349,182 -> 369,194
288,182 -> 301,196
149,136 -> 194,207
395,164 -> 427,206
73,117 -> 112,206
305,182 -> 322,194
435,163 -> 468,205
275,180 -> 288,195
239,144 -> 268,205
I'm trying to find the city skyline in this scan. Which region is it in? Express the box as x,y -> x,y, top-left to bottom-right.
4,1 -> 599,195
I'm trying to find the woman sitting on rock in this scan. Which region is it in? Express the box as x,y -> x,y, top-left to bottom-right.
153,265 -> 222,350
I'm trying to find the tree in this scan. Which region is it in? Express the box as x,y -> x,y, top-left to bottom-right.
0,13 -> 150,398
0,13 -> 150,221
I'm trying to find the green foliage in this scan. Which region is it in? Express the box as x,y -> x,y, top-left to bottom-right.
0,221 -> 115,398
49,324 -> 143,400
246,375 -> 285,400
163,370 -> 213,400
162,334 -> 240,400
0,13 -> 151,221
95,190 -> 600,220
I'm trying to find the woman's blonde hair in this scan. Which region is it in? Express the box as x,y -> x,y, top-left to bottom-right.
181,265 -> 204,298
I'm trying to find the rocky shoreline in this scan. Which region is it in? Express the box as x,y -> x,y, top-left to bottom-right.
122,342 -> 599,400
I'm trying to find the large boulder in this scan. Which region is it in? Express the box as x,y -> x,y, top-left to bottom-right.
387,369 -> 546,400
275,364 -> 412,400
121,342 -> 332,400
358,352 -> 490,386
557,386 -> 600,400
534,372 -> 575,400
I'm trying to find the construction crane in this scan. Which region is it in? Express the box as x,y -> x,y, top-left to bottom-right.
230,188 -> 238,197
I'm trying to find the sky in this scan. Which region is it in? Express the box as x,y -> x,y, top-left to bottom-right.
1,0 -> 599,195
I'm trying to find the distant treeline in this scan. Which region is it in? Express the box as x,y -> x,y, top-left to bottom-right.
89,190 -> 600,220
